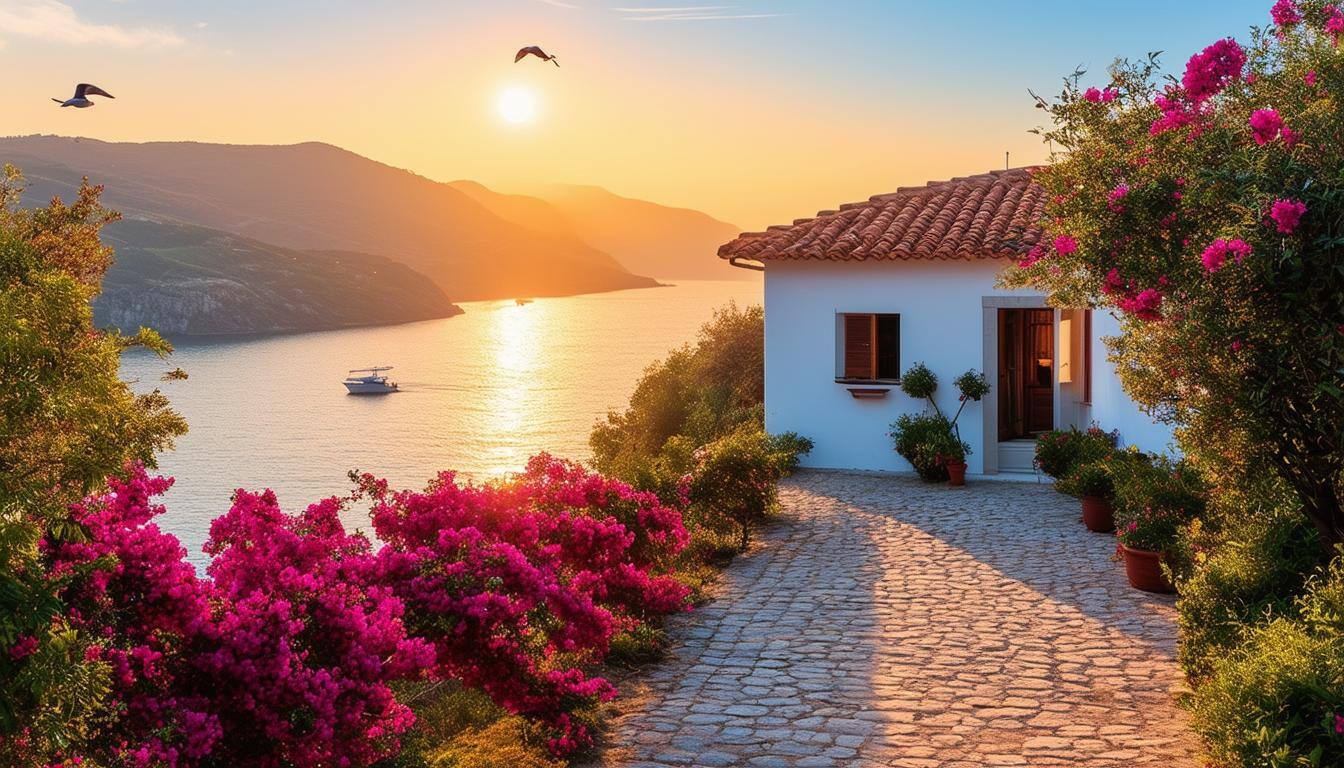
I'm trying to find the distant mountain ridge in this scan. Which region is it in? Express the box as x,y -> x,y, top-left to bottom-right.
0,135 -> 658,301
536,184 -> 747,281
96,218 -> 462,336
447,180 -> 746,281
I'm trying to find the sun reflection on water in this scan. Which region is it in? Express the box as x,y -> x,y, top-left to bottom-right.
483,301 -> 545,475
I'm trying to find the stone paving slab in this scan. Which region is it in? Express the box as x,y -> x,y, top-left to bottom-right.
600,471 -> 1200,767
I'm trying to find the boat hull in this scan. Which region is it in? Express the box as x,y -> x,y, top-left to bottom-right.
344,381 -> 398,395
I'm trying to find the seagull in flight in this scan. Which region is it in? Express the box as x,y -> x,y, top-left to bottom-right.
52,83 -> 115,108
515,46 -> 559,67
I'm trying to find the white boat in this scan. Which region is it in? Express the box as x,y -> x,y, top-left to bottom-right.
343,367 -> 399,395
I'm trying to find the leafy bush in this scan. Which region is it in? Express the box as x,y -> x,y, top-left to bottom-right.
1114,457 -> 1207,552
890,413 -> 963,481
1058,459 -> 1116,499
953,369 -> 991,402
685,426 -> 813,550
899,362 -> 938,400
0,168 -> 187,765
590,303 -> 764,498
1189,551 -> 1344,768
1033,427 -> 1116,479
1178,497 -> 1325,683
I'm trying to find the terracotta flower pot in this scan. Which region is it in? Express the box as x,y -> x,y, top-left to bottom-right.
1080,496 -> 1115,533
946,460 -> 967,487
1120,545 -> 1175,594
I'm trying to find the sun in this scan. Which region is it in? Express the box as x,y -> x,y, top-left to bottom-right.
497,87 -> 538,125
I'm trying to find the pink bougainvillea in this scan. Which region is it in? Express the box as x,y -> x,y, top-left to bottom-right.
1250,108 -> 1285,145
46,456 -> 692,764
1269,198 -> 1307,233
1083,86 -> 1117,103
1181,38 -> 1247,105
1053,234 -> 1079,256
1271,0 -> 1301,26
1200,238 -> 1254,273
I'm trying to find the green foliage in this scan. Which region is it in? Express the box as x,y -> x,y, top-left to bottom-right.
1114,457 -> 1207,552
890,413 -> 963,481
0,166 -> 186,763
1189,551 -> 1344,768
1057,459 -> 1116,499
590,302 -> 764,503
686,426 -> 813,550
1178,496 -> 1326,684
1033,427 -> 1115,479
389,683 -> 564,768
953,369 -> 991,401
899,362 -> 938,400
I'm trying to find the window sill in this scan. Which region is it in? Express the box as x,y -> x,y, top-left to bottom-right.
835,378 -> 900,386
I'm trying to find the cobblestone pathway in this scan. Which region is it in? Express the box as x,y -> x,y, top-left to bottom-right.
602,471 -> 1200,768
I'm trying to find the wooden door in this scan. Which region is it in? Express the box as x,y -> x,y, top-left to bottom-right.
998,308 -> 1054,440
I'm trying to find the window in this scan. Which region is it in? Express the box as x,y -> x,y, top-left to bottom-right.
838,313 -> 900,381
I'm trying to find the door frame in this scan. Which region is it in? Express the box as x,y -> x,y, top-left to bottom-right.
981,295 -> 1052,475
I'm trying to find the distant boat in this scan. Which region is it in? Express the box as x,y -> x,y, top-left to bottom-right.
515,298 -> 533,305
343,366 -> 399,394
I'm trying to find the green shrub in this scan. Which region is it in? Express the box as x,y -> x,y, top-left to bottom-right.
1177,496 -> 1326,684
590,302 -> 764,494
1033,427 -> 1116,479
889,413 -> 964,481
685,426 -> 812,550
1189,553 -> 1344,768
953,369 -> 991,401
1058,459 -> 1115,499
899,362 -> 938,400
1113,456 -> 1207,552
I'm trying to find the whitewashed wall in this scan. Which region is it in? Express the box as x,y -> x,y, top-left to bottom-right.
1087,310 -> 1179,454
762,260 -> 1176,474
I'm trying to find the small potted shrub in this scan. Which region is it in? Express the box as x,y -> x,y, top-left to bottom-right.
1113,458 -> 1207,594
1115,507 -> 1183,593
1033,425 -> 1117,484
890,412 -> 955,482
890,364 -> 987,486
1059,459 -> 1116,532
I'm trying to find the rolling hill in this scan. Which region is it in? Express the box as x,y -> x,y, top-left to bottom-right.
0,136 -> 658,301
95,218 -> 461,336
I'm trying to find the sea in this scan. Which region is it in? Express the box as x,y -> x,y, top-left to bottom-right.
120,279 -> 762,562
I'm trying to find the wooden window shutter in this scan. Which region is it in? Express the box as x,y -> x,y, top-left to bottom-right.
844,314 -> 875,379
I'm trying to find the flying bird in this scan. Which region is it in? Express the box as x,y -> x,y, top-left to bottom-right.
515,46 -> 559,67
52,83 -> 115,108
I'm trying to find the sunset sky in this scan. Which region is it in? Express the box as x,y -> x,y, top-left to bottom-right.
2,0 -> 1267,229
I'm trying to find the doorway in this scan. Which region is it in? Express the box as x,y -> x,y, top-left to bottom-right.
998,308 -> 1054,441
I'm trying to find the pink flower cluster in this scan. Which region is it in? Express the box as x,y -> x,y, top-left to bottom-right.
1329,7 -> 1344,44
1152,38 -> 1246,135
1101,268 -> 1164,322
1107,183 -> 1130,212
1271,0 -> 1301,26
1269,198 -> 1307,233
1200,238 -> 1253,273
41,457 -> 692,765
1083,87 -> 1117,103
1250,108 -> 1286,145
366,453 -> 690,754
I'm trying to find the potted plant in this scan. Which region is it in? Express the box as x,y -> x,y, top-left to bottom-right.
1115,507 -> 1182,593
1059,459 -> 1116,532
890,364 -> 988,487
1033,425 -> 1118,487
1112,457 -> 1207,594
890,412 -> 956,482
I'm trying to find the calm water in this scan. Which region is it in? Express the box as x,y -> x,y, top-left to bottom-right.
121,280 -> 761,562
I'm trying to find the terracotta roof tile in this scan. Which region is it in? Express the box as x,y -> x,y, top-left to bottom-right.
718,167 -> 1045,263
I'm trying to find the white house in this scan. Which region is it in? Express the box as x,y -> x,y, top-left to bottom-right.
718,168 -> 1175,476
